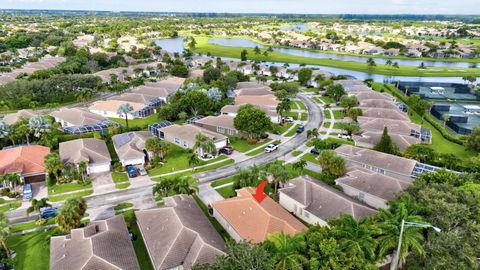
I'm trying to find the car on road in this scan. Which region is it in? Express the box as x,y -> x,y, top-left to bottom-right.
40,207 -> 58,219
283,116 -> 294,122
264,144 -> 279,153
137,167 -> 147,176
296,125 -> 305,133
126,165 -> 138,178
338,133 -> 352,140
310,148 -> 320,155
219,146 -> 234,155
23,184 -> 33,200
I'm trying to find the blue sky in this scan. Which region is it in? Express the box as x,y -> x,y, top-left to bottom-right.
2,0 -> 480,14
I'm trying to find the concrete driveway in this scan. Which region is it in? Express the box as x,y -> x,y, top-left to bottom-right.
32,183 -> 48,200
91,172 -> 116,195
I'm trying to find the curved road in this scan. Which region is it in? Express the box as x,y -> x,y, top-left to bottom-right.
6,92 -> 323,224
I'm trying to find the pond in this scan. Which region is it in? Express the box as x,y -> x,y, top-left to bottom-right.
209,37 -> 478,69
280,23 -> 311,32
154,37 -> 185,53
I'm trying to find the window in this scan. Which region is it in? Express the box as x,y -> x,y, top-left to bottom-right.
358,192 -> 365,201
174,138 -> 180,145
304,211 -> 310,218
217,127 -> 225,134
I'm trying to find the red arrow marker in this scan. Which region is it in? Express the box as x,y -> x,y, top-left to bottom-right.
253,180 -> 268,203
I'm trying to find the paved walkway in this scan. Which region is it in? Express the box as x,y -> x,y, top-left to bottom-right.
198,183 -> 224,207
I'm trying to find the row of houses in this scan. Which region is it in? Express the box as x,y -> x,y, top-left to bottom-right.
335,80 -> 431,150
0,55 -> 65,86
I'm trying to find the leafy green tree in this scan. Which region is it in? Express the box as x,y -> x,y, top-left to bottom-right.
465,127 -> 480,152
232,165 -> 266,190
403,144 -> 437,164
0,213 -> 10,258
292,160 -> 307,175
346,108 -> 363,122
339,122 -> 360,136
26,198 -> 51,215
266,233 -> 307,270
407,94 -> 432,123
152,176 -> 198,198
276,98 -> 291,120
306,128 -> 319,139
339,96 -> 358,112
254,46 -> 261,55
77,160 -> 88,182
188,153 -> 201,168
44,152 -> 63,181
188,37 -> 197,49
240,49 -> 248,61
234,104 -> 273,139
3,173 -> 20,191
268,163 -> 291,197
194,133 -> 217,157
117,103 -> 134,129
373,127 -> 399,155
56,197 -> 87,233
367,57 -> 376,67
298,68 -> 312,86
170,63 -> 189,78
203,67 -> 222,84
326,84 -> 346,102
145,137 -> 170,161
28,115 -> 51,138
318,150 -> 346,177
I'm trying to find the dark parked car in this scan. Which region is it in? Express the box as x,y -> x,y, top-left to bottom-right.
310,148 -> 320,155
126,165 -> 138,178
40,207 -> 58,219
296,125 -> 305,133
219,146 -> 234,155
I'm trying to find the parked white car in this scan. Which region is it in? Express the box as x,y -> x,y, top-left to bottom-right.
264,144 -> 279,153
338,134 -> 352,140
283,116 -> 294,122
138,167 -> 147,176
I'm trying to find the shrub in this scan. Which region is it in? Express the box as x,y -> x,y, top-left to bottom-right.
246,138 -> 258,145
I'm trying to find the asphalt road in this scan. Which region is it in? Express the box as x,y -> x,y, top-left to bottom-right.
6,92 -> 323,224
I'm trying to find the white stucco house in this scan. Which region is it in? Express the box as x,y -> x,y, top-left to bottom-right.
59,138 -> 112,174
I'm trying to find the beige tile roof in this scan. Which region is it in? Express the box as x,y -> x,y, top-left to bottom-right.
212,187 -> 307,244
221,104 -> 278,118
335,79 -> 366,86
2,109 -> 38,125
361,107 -> 410,121
135,195 -> 224,270
235,94 -> 279,108
146,77 -> 186,93
0,145 -> 50,175
236,82 -> 265,89
50,215 -> 140,270
358,116 -> 421,135
280,176 -> 377,221
335,145 -> 417,177
195,115 -> 236,130
335,169 -> 411,202
112,131 -> 151,161
60,138 -> 111,165
132,85 -> 170,99
234,87 -> 273,96
109,92 -> 157,104
50,108 -> 107,126
358,99 -> 399,110
89,100 -> 146,113
353,131 -> 420,150
352,91 -> 394,102
158,124 -> 227,146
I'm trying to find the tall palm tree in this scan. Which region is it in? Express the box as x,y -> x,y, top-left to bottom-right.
193,133 -> 216,157
276,98 -> 292,123
27,198 -> 51,215
44,152 -> 63,181
267,232 -> 307,270
0,213 -> 10,258
117,103 -> 134,129
56,197 -> 87,233
268,163 -> 291,197
188,153 -> 201,169
329,215 -> 380,262
377,202 -> 425,266
292,160 -> 307,175
174,176 -> 199,195
77,161 -> 88,182
28,115 -> 51,139
5,173 -> 21,191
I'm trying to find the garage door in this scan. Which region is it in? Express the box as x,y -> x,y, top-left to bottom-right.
87,163 -> 111,174
24,174 -> 46,184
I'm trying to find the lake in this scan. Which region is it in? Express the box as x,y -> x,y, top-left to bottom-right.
154,37 -> 185,53
209,37 -> 478,69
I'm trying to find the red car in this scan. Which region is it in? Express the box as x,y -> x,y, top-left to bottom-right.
219,146 -> 234,155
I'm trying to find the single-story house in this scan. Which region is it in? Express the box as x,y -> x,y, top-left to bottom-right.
112,131 -> 152,167
358,99 -> 400,110
358,117 -> 422,138
155,124 -> 228,156
2,109 -> 38,125
136,195 -> 225,270
234,86 -> 273,97
194,115 -> 240,137
59,138 -> 112,174
351,91 -> 395,102
353,131 -> 420,150
0,145 -> 50,184
234,94 -> 280,109
132,85 -> 172,103
89,100 -> 148,120
50,108 -> 119,134
221,104 -> 280,124
110,92 -> 164,108
360,107 -> 410,121
335,169 -> 411,209
50,215 -> 140,270
279,176 -> 377,226
212,187 -> 307,244
334,145 -> 418,180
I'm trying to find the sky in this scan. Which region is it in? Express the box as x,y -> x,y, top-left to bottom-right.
1,0 -> 480,15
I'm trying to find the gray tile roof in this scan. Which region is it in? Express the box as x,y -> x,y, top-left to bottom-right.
135,195 -> 225,270
353,131 -> 420,150
50,108 -> 107,126
358,116 -> 421,135
60,138 -> 111,165
112,131 -> 151,161
280,176 -> 377,220
50,215 -> 140,270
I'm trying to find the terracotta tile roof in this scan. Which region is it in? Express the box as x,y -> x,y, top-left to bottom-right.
60,138 -> 111,165
280,176 -> 377,220
136,195 -> 224,270
212,187 -> 307,244
50,215 -> 140,270
0,145 -> 50,175
89,100 -> 146,113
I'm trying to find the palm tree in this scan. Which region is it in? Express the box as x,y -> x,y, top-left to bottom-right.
174,176 -> 199,195
117,103 -> 134,129
268,163 -> 291,197
386,59 -> 393,67
27,198 -> 51,215
44,152 -> 63,181
329,215 -> 380,262
77,161 -> 88,182
4,173 -> 21,191
56,197 -> 87,233
0,121 -> 14,146
28,115 -> 51,139
0,213 -> 10,258
377,202 -> 425,266
193,133 -> 217,157
188,153 -> 201,169
307,128 -> 319,139
276,98 -> 292,123
15,121 -> 31,145
292,160 -> 307,175
267,232 -> 307,270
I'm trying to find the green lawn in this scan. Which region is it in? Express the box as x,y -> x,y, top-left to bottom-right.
294,101 -> 307,110
332,122 -> 345,129
292,151 -> 302,157
318,96 -> 336,104
272,123 -> 293,135
211,176 -> 235,188
0,201 -> 21,214
48,183 -> 92,196
285,125 -> 301,137
228,137 -> 272,153
148,143 -> 228,176
216,185 -> 236,198
109,114 -> 160,129
116,182 -> 131,189
10,219 -> 56,233
48,190 -> 93,202
323,122 -> 332,129
193,36 -> 480,77
283,111 -> 299,120
7,229 -> 56,270
123,210 -> 154,270
246,140 -> 281,156
301,153 -> 319,163
112,172 -> 129,183
332,110 -> 345,119
300,112 -> 308,121
114,202 -> 134,211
